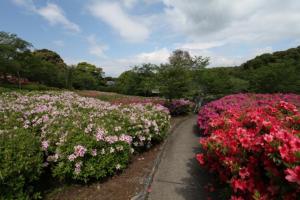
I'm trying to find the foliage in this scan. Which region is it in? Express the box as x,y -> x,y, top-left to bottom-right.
239,46 -> 300,94
196,67 -> 249,95
72,62 -> 100,90
116,63 -> 157,96
169,49 -> 209,70
33,49 -> 66,68
157,63 -> 191,100
0,129 -> 43,199
157,50 -> 209,100
197,98 -> 300,199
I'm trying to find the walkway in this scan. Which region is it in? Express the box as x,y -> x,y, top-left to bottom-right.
148,115 -> 215,200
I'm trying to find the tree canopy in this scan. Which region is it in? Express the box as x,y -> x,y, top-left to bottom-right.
0,31 -> 104,90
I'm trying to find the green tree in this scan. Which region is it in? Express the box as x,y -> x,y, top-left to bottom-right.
169,49 -> 209,70
157,49 -> 209,100
72,62 -> 104,90
116,63 -> 157,96
33,49 -> 66,68
0,31 -> 32,88
157,63 -> 191,100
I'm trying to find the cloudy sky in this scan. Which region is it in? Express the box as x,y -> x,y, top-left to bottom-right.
1,0 -> 300,76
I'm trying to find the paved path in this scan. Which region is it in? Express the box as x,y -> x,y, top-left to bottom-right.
148,115 -> 215,200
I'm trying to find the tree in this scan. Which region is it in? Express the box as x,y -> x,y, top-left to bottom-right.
116,70 -> 139,95
116,63 -> 158,96
33,49 -> 66,68
197,67 -> 249,95
157,50 -> 209,100
76,62 -> 104,81
169,49 -> 209,70
157,63 -> 191,100
0,31 -> 32,88
72,62 -> 104,90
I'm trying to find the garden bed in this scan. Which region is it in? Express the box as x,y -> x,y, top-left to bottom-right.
45,116 -> 188,200
0,90 -> 170,199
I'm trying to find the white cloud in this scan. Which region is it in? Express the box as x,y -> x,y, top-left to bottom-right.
134,48 -> 170,64
37,3 -> 80,32
12,0 -> 80,32
122,0 -> 138,8
179,41 -> 225,51
87,1 -> 149,42
87,35 -> 108,57
161,0 -> 300,45
12,0 -> 35,10
253,47 -> 273,56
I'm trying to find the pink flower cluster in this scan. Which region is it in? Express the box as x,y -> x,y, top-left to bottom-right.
197,97 -> 300,199
68,145 -> 87,162
95,129 -> 133,144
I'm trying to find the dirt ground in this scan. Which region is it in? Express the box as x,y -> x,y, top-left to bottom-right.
45,116 -> 188,200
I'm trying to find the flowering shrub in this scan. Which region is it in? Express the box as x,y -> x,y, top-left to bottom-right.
197,95 -> 300,199
0,91 -> 170,196
163,99 -> 194,116
198,93 -> 300,134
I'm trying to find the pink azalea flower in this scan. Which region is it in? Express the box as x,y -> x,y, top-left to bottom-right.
41,140 -> 49,150
285,166 -> 300,185
91,149 -> 97,156
74,145 -> 87,157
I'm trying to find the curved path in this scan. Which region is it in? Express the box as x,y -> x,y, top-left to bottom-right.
148,115 -> 215,200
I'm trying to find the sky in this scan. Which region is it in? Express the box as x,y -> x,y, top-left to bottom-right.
1,0 -> 300,77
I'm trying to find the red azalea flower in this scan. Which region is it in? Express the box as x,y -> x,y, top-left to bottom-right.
230,196 -> 244,200
239,167 -> 250,179
231,178 -> 247,192
196,153 -> 205,165
279,145 -> 290,161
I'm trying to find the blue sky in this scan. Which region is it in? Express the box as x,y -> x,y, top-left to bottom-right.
1,0 -> 300,76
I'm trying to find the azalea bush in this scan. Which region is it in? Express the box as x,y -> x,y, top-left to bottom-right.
163,99 -> 194,116
198,93 -> 300,134
197,94 -> 300,199
0,90 -> 170,196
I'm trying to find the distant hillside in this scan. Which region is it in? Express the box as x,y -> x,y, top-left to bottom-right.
241,46 -> 300,69
238,46 -> 300,93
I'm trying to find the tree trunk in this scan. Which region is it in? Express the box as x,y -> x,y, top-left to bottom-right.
17,71 -> 21,89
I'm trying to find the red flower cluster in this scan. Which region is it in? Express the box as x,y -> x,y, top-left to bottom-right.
197,99 -> 300,199
198,93 -> 300,134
